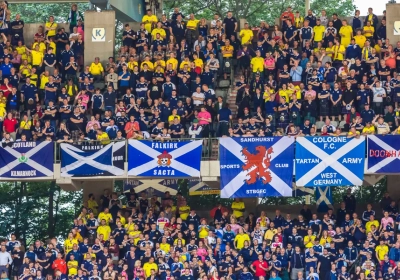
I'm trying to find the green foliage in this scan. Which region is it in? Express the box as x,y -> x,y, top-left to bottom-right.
164,0 -> 355,26
8,3 -> 90,23
0,181 -> 82,245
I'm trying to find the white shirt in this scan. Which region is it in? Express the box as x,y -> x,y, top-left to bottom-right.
0,251 -> 12,265
192,92 -> 205,106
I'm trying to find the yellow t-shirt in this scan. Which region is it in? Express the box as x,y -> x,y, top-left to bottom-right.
19,64 -> 32,76
16,46 -> 28,61
166,58 -> 178,70
124,223 -> 135,235
97,132 -> 110,144
250,57 -> 264,73
28,73 -> 38,87
98,212 -> 113,224
313,25 -> 325,42
48,41 -> 57,54
143,263 -> 158,277
89,62 -> 104,75
193,58 -> 203,69
97,225 -> 111,241
160,243 -> 171,253
151,28 -> 166,40
199,226 -> 210,239
20,120 -> 32,130
141,61 -> 154,71
186,19 -> 200,29
375,245 -> 389,261
45,21 -> 58,37
304,235 -> 316,248
279,89 -> 291,102
354,35 -> 366,48
234,233 -> 250,249
263,89 -> 275,100
365,220 -> 379,233
142,15 -> 158,33
87,199 -> 98,216
222,45 -> 234,58
333,45 -> 345,61
130,230 -> 142,245
67,260 -> 78,275
33,42 -> 47,54
239,29 -> 253,45
289,86 -> 301,100
231,201 -> 245,218
339,26 -> 353,47
363,26 -> 375,38
326,46 -> 334,58
362,126 -> 375,134
264,228 -> 278,241
320,236 -> 332,247
128,61 -> 139,71
40,75 -> 49,90
64,239 -> 78,254
179,61 -> 190,70
179,205 -> 190,220
31,50 -> 43,66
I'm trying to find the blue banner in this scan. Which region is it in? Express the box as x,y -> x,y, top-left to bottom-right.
219,137 -> 295,198
124,179 -> 179,196
295,136 -> 365,187
60,142 -> 125,177
0,141 -> 54,178
128,140 -> 202,177
316,186 -> 333,212
367,135 -> 400,173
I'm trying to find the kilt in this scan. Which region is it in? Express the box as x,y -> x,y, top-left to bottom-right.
331,103 -> 341,116
277,113 -> 289,129
394,93 -> 400,103
342,105 -> 351,115
319,100 -> 330,117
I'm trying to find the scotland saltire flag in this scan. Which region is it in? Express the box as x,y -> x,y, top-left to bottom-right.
128,140 -> 203,177
316,186 -> 333,212
367,135 -> 400,173
60,142 -> 125,177
0,141 -> 53,178
219,137 -> 295,198
292,183 -> 315,197
295,136 -> 365,187
124,179 -> 179,196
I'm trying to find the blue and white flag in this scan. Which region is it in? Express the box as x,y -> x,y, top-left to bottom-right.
367,135 -> 400,173
60,142 -> 125,177
124,179 -> 179,196
128,140 -> 202,177
219,137 -> 295,198
295,136 -> 365,187
292,183 -> 315,197
0,141 -> 53,178
315,186 -> 333,212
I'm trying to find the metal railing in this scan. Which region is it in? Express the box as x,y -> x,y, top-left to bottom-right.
53,137 -> 220,163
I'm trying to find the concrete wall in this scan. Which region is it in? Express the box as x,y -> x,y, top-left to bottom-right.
110,0 -> 144,22
23,23 -> 70,47
84,10 -> 116,67
386,3 -> 400,45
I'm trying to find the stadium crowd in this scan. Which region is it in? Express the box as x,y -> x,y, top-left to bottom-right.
0,2 -> 396,143
1,189 -> 400,280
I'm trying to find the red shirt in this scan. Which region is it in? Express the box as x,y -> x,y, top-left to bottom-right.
3,118 -> 17,133
252,260 -> 268,277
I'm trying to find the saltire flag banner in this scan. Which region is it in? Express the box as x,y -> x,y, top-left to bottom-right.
367,135 -> 400,173
292,183 -> 315,197
60,141 -> 125,177
128,140 -> 202,177
316,186 -> 333,212
295,136 -> 365,187
0,141 -> 53,178
124,179 -> 179,196
219,137 -> 295,198
189,179 -> 220,195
